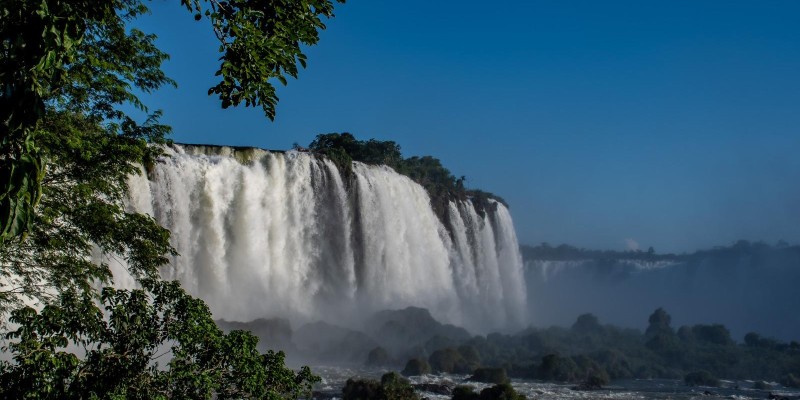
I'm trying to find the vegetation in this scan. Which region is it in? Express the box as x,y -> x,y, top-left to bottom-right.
1,0 -> 343,398
307,133 -> 507,220
407,308 -> 800,386
451,384 -> 525,400
342,372 -> 418,400
521,239 -> 800,263
0,281 -> 319,399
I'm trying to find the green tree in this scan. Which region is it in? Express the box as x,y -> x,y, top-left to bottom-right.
645,308 -> 674,337
1,0 -> 343,397
1,0 -> 344,241
0,280 -> 319,399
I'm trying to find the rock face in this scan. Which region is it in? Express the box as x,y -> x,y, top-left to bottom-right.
217,318 -> 294,353
293,321 -> 378,364
366,307 -> 471,355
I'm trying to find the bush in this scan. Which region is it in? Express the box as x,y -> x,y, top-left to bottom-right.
381,372 -> 418,400
429,348 -> 472,374
342,372 -> 418,400
536,354 -> 579,382
452,385 -> 479,400
477,383 -> 526,400
684,371 -> 719,387
402,358 -> 432,376
578,370 -> 609,390
343,378 -> 383,400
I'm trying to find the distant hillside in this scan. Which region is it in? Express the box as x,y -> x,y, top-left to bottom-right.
521,240 -> 800,341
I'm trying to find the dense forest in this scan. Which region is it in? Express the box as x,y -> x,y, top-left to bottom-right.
521,239 -> 800,263
363,308 -> 800,392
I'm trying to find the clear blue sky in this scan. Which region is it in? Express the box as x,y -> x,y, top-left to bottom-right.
135,1 -> 800,253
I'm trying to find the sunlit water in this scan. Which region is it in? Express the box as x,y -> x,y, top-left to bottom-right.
310,366 -> 800,400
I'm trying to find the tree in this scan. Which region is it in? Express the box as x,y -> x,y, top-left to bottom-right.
1,0 -> 343,396
646,308 -> 674,337
1,0 -> 344,242
571,313 -> 604,336
0,280 -> 319,399
0,111 -> 172,316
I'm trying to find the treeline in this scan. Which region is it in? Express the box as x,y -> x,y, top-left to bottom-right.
388,308 -> 800,389
521,239 -> 800,263
303,133 -> 506,218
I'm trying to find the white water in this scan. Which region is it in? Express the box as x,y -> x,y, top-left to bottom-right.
123,145 -> 526,333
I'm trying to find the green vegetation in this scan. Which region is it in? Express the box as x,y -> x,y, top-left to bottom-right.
414,308 -> 800,386
1,0 -> 343,398
307,133 -> 507,219
451,384 -> 526,400
0,281 -> 319,399
342,372 -> 418,400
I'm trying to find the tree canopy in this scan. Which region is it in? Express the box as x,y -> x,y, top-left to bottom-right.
1,0 -> 344,242
1,0 -> 343,397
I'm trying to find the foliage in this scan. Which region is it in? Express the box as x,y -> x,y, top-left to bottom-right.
571,313 -> 604,336
401,358 -> 432,376
578,369 -> 609,390
0,111 -> 172,315
428,308 -> 800,385
342,372 -> 418,400
181,0 -> 345,119
0,280 -> 320,399
646,308 -> 673,337
1,0 -> 173,241
1,0 -> 343,242
428,347 -> 475,374
307,133 -> 507,221
1,1 -> 343,398
451,384 -> 525,400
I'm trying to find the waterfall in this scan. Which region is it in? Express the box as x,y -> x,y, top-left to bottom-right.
123,144 -> 527,333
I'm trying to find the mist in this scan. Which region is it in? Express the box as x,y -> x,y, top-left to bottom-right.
522,241 -> 800,341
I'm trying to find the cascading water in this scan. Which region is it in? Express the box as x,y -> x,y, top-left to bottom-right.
123,144 -> 527,333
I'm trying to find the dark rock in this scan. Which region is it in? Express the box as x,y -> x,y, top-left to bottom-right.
469,367 -> 509,384
412,383 -> 453,395
216,318 -> 294,353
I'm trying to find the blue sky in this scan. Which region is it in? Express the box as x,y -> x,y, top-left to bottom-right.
135,1 -> 800,253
